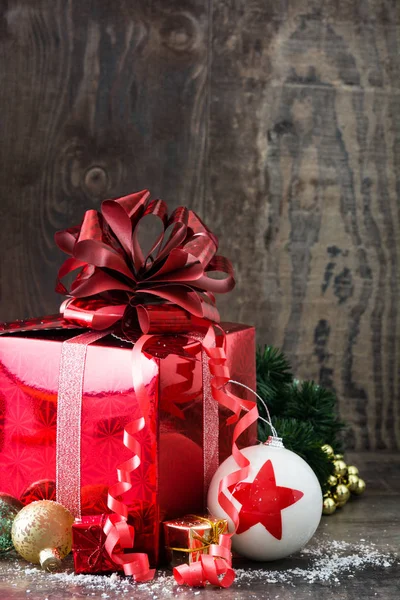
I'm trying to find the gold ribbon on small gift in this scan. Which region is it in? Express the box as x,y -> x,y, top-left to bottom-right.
167,515 -> 228,554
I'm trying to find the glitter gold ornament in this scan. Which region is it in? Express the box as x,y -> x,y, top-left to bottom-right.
0,493 -> 23,553
347,465 -> 359,477
321,444 -> 334,457
347,474 -> 360,493
333,459 -> 347,478
11,500 -> 74,571
322,497 -> 337,515
327,475 -> 338,488
334,484 -> 351,506
352,478 -> 366,496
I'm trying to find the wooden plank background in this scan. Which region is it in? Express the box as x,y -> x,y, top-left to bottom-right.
0,0 -> 399,449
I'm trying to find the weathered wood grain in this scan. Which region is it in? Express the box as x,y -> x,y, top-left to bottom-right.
0,0 -> 209,317
0,1 -> 399,449
207,0 -> 400,450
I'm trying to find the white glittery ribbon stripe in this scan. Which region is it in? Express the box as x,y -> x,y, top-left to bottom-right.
56,330 -> 110,518
201,346 -> 219,499
190,332 -> 219,500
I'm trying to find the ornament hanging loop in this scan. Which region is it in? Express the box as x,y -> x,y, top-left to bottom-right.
227,379 -> 279,439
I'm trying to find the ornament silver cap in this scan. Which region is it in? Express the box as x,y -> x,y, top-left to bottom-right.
39,548 -> 62,572
264,436 -> 284,448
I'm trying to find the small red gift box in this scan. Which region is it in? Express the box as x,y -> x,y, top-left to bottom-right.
163,515 -> 228,568
0,321 -> 255,565
72,500 -> 158,574
72,515 -> 119,574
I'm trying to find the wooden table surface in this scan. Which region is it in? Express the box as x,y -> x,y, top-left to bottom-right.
0,452 -> 399,600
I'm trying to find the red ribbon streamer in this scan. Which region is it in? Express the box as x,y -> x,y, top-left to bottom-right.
103,417 -> 155,581
172,326 -> 259,588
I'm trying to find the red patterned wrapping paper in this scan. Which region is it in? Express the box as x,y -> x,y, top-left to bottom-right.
163,515 -> 228,568
0,322 -> 255,565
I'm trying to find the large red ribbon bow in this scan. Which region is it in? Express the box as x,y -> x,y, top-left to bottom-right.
55,189 -> 234,333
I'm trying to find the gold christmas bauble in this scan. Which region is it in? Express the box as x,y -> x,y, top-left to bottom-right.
352,477 -> 366,496
322,497 -> 337,515
334,454 -> 344,460
334,484 -> 351,506
327,475 -> 338,488
321,444 -> 334,457
333,459 -> 347,477
11,500 -> 74,571
347,465 -> 359,477
347,474 -> 360,493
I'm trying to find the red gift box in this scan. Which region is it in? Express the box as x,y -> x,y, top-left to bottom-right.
0,321 -> 255,565
72,500 -> 157,574
72,515 -> 119,574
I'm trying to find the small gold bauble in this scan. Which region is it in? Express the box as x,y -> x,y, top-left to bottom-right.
327,475 -> 338,488
333,459 -> 347,477
334,484 -> 351,506
334,454 -> 344,460
11,500 -> 74,571
347,474 -> 360,493
321,444 -> 334,457
353,477 -> 366,496
322,497 -> 337,515
347,465 -> 359,477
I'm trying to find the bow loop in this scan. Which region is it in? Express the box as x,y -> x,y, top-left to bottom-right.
113,189 -> 150,219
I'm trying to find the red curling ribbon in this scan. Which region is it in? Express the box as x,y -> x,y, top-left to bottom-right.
173,533 -> 235,588
103,416 -> 155,582
172,325 -> 259,588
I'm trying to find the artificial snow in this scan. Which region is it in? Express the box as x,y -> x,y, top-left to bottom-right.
1,537 -> 397,597
234,540 -> 396,586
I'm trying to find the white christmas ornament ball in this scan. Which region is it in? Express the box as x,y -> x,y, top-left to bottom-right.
207,442 -> 322,561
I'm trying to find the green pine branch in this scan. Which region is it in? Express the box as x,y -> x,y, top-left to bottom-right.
284,381 -> 345,450
256,345 -> 346,491
256,346 -> 293,417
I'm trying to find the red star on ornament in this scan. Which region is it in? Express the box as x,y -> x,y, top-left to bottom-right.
230,459 -> 304,539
